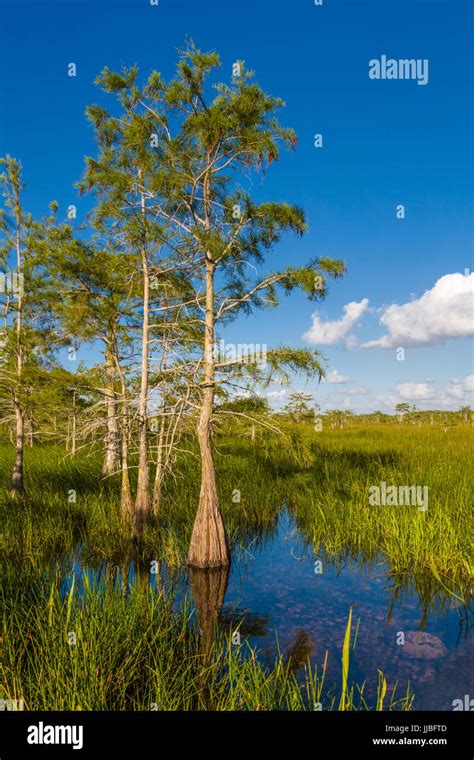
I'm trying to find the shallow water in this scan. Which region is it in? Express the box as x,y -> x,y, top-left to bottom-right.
215,512 -> 473,710
63,510 -> 473,711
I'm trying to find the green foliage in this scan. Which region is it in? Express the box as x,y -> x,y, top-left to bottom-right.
283,391 -> 316,422
0,422 -> 471,595
0,578 -> 413,711
218,394 -> 269,415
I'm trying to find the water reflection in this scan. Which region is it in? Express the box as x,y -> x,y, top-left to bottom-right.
1,510 -> 472,710
189,565 -> 229,658
188,565 -> 230,709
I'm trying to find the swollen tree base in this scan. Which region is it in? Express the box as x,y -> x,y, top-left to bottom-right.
9,485 -> 23,500
120,489 -> 133,519
188,494 -> 230,569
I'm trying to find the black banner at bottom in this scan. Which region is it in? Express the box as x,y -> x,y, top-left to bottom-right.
0,710 -> 472,757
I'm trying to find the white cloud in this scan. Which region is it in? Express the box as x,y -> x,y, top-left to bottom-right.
303,299 -> 369,346
320,375 -> 473,413
390,375 -> 473,406
345,384 -> 368,396
374,394 -> 398,408
464,375 -> 474,392
323,369 -> 351,384
446,374 -> 474,400
363,273 -> 474,349
267,389 -> 287,398
395,382 -> 437,400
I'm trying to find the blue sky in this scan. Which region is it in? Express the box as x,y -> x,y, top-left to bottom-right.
1,0 -> 473,411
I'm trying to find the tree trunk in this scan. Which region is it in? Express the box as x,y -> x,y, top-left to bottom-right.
102,347 -> 120,477
10,403 -> 24,497
188,205 -> 229,566
71,389 -> 76,457
134,172 -> 151,531
188,395 -> 229,567
120,417 -> 133,518
188,152 -> 229,568
10,199 -> 24,497
152,350 -> 167,515
115,360 -> 133,518
152,413 -> 166,516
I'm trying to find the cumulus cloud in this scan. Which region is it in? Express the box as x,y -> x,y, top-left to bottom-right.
375,394 -> 398,408
230,390 -> 252,399
395,382 -> 437,400
267,389 -> 287,398
323,369 -> 351,384
325,384 -> 368,396
303,299 -> 369,346
345,384 -> 368,396
362,273 -> 474,349
391,375 -> 473,405
446,374 -> 474,400
462,375 -> 474,392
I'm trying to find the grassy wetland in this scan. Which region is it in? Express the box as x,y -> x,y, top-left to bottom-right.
0,38 -> 472,718
1,417 -> 472,711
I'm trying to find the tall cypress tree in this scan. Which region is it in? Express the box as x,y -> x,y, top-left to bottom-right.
0,157 -> 27,496
43,222 -> 135,502
80,69 -> 170,529
134,44 -> 345,567
0,157 -> 59,497
78,45 -> 345,561
81,69 -> 200,530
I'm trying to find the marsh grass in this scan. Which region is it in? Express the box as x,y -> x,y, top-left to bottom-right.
0,422 -> 470,711
284,424 -> 472,602
0,578 -> 414,711
1,423 -> 470,599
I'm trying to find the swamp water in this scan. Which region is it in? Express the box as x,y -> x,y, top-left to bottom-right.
60,510 -> 472,711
